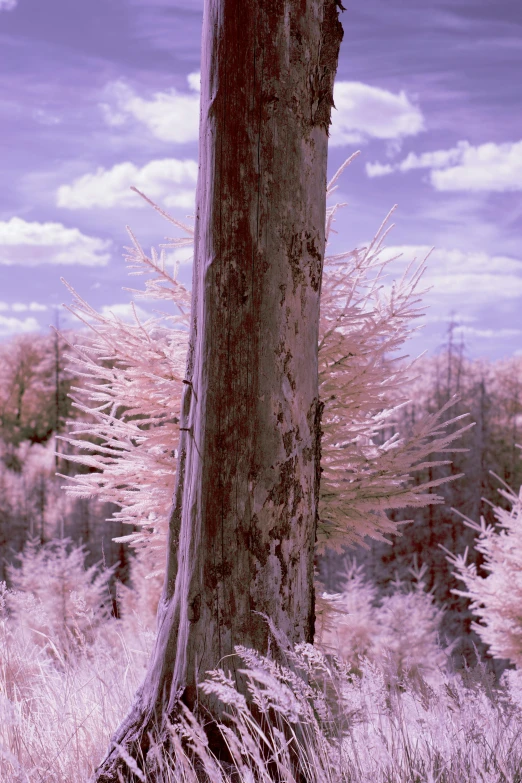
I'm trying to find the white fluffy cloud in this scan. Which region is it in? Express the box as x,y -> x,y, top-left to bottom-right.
57,158 -> 198,210
99,303 -> 153,322
0,301 -> 48,337
365,161 -> 394,177
0,217 -> 111,266
100,73 -> 200,143
0,315 -> 40,337
431,141 -> 522,191
330,82 -> 425,147
455,325 -> 522,339
0,301 -> 48,312
187,72 -> 200,92
168,247 -> 194,268
367,140 -> 522,192
378,245 -> 522,304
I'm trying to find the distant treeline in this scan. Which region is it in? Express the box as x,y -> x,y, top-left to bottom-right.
0,330 -> 132,591
318,331 -> 522,674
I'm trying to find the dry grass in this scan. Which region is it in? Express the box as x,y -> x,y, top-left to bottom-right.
0,586 -> 151,783
2,574 -> 522,783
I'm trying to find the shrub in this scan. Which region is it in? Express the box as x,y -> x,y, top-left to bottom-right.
447,476 -> 522,668
6,537 -> 114,657
316,559 -> 448,685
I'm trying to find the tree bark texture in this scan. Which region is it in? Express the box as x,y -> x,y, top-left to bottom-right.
93,1 -> 343,779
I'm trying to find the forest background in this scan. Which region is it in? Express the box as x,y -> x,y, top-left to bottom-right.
1,300 -> 521,678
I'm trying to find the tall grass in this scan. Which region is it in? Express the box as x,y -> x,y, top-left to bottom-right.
2,541 -> 522,782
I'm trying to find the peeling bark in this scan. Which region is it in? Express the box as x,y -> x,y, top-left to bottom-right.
92,1 -> 342,780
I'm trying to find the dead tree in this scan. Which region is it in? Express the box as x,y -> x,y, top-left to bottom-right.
92,0 -> 343,779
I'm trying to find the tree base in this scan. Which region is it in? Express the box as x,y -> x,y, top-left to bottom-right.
91,693 -> 308,783
91,695 -> 247,783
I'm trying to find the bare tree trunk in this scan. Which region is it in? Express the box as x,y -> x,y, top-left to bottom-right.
93,1 -> 343,779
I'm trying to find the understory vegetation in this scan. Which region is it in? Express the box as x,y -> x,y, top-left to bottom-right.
2,534 -> 522,782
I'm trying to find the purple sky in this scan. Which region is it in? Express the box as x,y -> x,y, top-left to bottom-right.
0,0 -> 521,360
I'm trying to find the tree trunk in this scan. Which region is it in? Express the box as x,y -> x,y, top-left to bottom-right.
93,1 -> 343,779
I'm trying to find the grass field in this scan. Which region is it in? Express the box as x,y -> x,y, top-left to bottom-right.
1,543 -> 521,783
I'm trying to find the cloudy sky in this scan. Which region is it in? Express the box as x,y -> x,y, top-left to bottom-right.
0,0 -> 520,360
